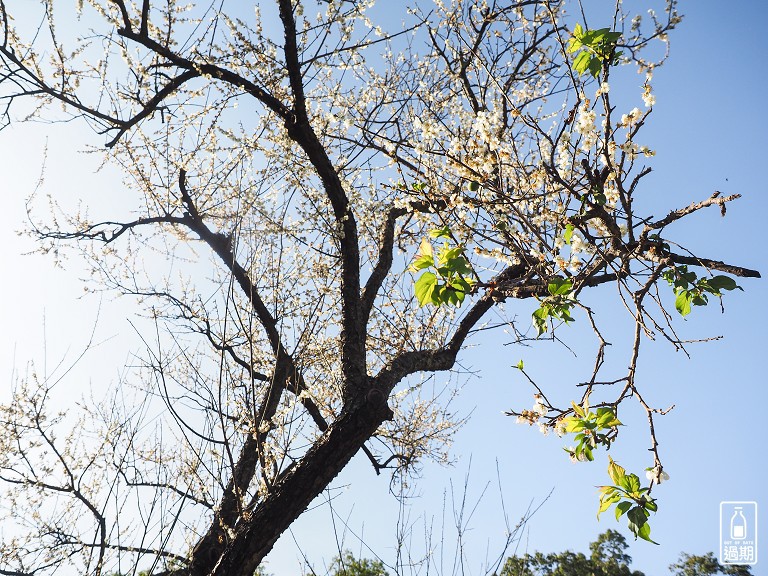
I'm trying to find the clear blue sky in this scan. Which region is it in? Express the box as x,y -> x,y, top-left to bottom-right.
0,2 -> 766,575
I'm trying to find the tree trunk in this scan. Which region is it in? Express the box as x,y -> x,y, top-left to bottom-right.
188,394 -> 393,576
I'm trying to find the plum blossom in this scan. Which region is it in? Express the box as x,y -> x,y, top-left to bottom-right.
645,466 -> 670,484
620,107 -> 643,127
642,84 -> 656,107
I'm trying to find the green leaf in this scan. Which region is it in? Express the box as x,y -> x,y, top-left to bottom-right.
452,276 -> 472,294
587,57 -> 602,78
564,417 -> 583,433
573,50 -> 592,75
431,283 -> 446,305
548,277 -> 573,296
429,226 -> 451,239
636,521 -> 658,544
563,223 -> 574,245
624,473 -> 641,494
597,487 -> 621,516
615,500 -> 633,520
556,306 -> 575,323
515,359 -> 524,370
593,190 -> 607,204
439,246 -> 463,262
567,24 -> 585,53
607,457 -> 626,485
415,237 -> 433,260
410,254 -> 435,272
706,275 -> 741,294
569,25 -> 622,77
437,245 -> 473,276
448,257 -> 474,276
681,269 -> 697,284
532,306 -> 549,336
627,505 -> 649,526
627,506 -> 657,544
691,292 -> 708,306
414,272 -> 438,307
596,407 -> 622,428
675,290 -> 692,316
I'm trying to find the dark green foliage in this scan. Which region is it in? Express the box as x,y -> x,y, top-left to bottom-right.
497,531 -> 754,576
330,551 -> 389,576
669,552 -> 753,576
498,530 -> 643,576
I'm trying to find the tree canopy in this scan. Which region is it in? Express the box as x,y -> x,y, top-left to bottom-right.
0,1 -> 759,575
668,553 -> 753,576
498,531 -> 752,576
499,530 -> 644,576
329,552 -> 390,576
317,535 -> 755,576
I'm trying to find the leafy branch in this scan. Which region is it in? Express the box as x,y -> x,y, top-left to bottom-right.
411,227 -> 476,307
562,402 -> 622,462
567,24 -> 623,78
598,458 -> 658,544
662,265 -> 742,317
532,277 -> 577,336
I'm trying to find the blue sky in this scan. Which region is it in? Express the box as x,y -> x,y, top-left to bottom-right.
0,2 -> 766,575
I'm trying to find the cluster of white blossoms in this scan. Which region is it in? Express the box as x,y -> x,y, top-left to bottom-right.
574,103 -> 598,152
412,116 -> 443,145
566,445 -> 590,462
515,394 -> 548,426
645,466 -> 670,484
620,106 -> 643,127
642,84 -> 656,107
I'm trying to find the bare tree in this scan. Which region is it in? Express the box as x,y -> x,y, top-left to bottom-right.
0,1 -> 759,575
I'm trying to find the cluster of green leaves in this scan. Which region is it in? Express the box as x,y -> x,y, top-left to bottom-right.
498,530 -> 644,576
497,529 -> 751,576
662,265 -> 741,317
562,402 -> 622,462
411,227 -> 475,307
598,458 -> 658,544
532,277 -> 577,336
567,24 -> 623,77
563,223 -> 575,244
330,551 -> 389,576
669,552 -> 754,576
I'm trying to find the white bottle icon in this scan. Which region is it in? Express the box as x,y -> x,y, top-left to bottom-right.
730,507 -> 747,540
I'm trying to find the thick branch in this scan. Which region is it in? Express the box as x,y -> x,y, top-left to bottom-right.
206,397 -> 393,576
361,205 -> 407,324
374,263 -> 525,393
665,253 -> 760,278
646,191 -> 741,231
116,28 -> 289,120
177,171 -> 336,570
276,0 -> 366,399
106,69 -> 198,147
